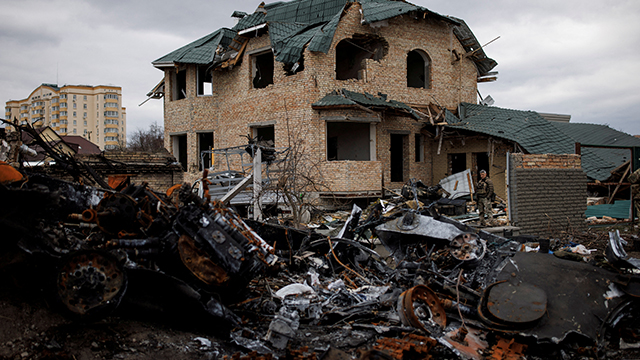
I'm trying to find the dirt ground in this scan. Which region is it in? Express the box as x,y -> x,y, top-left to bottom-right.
0,223 -> 639,360
0,246 -> 245,360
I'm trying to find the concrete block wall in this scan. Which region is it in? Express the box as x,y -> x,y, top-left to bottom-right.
161,2 -> 480,195
508,153 -> 586,237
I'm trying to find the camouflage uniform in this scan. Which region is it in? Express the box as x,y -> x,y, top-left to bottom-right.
476,175 -> 494,226
629,168 -> 640,224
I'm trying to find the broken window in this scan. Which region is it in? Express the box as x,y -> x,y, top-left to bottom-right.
390,134 -> 407,182
284,57 -> 304,76
172,69 -> 187,101
252,51 -> 274,89
415,134 -> 424,162
171,134 -> 188,171
197,65 -> 212,96
407,49 -> 431,89
335,34 -> 388,80
449,153 -> 466,175
251,125 -> 275,145
326,122 -> 370,161
198,132 -> 214,170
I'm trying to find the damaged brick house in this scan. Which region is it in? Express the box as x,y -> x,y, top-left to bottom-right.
150,0 -> 498,199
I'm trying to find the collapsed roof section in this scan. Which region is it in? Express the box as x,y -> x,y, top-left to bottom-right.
152,0 -> 497,77
448,103 -> 574,155
312,89 -> 421,119
551,122 -> 640,181
153,28 -> 237,67
440,103 -> 640,181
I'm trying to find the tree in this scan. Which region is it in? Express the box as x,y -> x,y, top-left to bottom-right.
127,122 -> 165,153
252,113 -> 334,229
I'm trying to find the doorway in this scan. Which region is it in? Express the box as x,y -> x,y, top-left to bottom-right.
390,134 -> 406,182
171,134 -> 187,171
449,153 -> 467,175
474,152 -> 490,180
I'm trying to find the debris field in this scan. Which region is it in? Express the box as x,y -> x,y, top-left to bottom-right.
1,124 -> 640,360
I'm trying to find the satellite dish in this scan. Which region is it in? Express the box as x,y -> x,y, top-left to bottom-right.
481,95 -> 494,106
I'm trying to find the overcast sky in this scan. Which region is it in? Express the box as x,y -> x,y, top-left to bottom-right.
2,0 -> 639,137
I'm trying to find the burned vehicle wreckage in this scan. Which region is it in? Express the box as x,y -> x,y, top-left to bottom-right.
1,123 -> 639,359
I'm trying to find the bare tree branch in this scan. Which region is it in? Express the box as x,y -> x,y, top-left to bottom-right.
127,122 -> 165,153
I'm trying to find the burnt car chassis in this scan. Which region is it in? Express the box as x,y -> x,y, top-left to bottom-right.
0,171 -> 278,328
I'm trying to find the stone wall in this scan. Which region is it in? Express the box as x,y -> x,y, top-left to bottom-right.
508,153 -> 586,237
162,2 -> 479,195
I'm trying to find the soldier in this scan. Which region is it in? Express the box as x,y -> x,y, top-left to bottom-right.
476,169 -> 494,226
629,167 -> 640,228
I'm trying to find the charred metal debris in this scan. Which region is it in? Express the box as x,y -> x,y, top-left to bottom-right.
1,123 -> 639,359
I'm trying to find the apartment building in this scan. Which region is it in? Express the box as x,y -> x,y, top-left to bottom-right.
5,83 -> 127,150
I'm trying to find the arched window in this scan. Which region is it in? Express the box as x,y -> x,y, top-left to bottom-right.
407,50 -> 431,89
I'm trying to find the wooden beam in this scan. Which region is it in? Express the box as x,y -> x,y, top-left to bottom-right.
426,106 -> 434,126
221,174 -> 253,205
608,163 -> 631,204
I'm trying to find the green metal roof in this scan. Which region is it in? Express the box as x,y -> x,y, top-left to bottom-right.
451,103 -> 574,155
233,11 -> 267,31
552,122 -> 640,148
155,0 -> 496,75
153,28 -> 236,65
269,22 -> 321,64
551,122 -> 640,180
450,17 -> 497,76
444,103 -> 639,181
586,200 -> 631,219
313,89 -> 420,119
307,9 -> 343,53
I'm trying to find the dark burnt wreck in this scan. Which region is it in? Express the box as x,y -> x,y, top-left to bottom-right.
1,120 -> 639,359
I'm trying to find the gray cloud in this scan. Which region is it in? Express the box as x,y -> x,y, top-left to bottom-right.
2,0 -> 639,136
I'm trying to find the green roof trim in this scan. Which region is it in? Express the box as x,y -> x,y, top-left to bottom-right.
313,89 -> 420,119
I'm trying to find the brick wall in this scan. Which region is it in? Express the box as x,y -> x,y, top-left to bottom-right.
508,153 -> 586,237
161,3 -> 479,195
76,151 -> 184,193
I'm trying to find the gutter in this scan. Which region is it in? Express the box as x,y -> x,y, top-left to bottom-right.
152,61 -> 175,69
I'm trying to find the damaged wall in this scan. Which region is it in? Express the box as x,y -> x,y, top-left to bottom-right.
79,151 -> 184,192
30,151 -> 184,193
161,2 -> 479,195
429,135 -> 511,199
508,153 -> 586,237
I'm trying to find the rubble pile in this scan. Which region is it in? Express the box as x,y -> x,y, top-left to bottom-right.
1,124 -> 639,359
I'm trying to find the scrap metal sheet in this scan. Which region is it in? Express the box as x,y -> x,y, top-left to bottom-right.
495,252 -> 624,342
